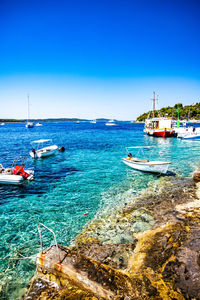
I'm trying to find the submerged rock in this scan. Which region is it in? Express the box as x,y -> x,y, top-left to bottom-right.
193,168 -> 200,182
24,177 -> 200,299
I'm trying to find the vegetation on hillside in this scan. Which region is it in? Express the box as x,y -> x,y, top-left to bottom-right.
137,102 -> 200,121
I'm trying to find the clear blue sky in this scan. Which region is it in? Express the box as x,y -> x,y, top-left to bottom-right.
0,0 -> 200,119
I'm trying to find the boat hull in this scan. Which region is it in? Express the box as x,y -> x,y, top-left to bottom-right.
182,135 -> 200,140
122,158 -> 170,174
30,145 -> 58,158
145,128 -> 175,138
0,170 -> 34,185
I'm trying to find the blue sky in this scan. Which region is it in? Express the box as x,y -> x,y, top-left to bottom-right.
0,0 -> 200,119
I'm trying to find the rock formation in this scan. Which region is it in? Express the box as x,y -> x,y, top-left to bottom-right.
24,177 -> 200,299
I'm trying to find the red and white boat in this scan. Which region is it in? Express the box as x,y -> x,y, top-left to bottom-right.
143,92 -> 176,138
0,157 -> 34,185
144,117 -> 176,137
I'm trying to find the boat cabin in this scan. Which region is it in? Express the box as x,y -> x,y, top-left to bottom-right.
145,117 -> 176,130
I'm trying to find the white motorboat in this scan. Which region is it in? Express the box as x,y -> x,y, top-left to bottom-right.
36,122 -> 42,127
30,139 -> 58,158
90,119 -> 96,124
105,119 -> 117,126
181,133 -> 200,140
0,158 -> 34,185
177,126 -> 200,139
122,146 -> 171,174
1,123 -> 5,126
25,94 -> 34,128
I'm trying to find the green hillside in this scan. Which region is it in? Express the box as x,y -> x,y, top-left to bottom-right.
137,102 -> 200,122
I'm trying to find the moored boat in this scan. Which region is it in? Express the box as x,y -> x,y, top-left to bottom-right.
0,158 -> 34,185
144,92 -> 176,138
122,146 -> 171,174
144,117 -> 176,137
30,139 -> 58,158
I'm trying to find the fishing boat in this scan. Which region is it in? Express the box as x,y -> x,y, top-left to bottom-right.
105,119 -> 117,126
25,95 -> 34,128
30,139 -> 58,158
0,157 -> 34,185
122,146 -> 171,174
144,117 -> 176,137
144,92 -> 176,137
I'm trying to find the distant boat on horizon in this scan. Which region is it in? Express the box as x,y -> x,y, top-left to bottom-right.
36,122 -> 42,127
105,119 -> 117,126
90,119 -> 96,123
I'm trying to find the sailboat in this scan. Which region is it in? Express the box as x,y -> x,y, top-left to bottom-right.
25,95 -> 34,128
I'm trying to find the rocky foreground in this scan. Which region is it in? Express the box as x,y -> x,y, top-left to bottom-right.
24,174 -> 200,299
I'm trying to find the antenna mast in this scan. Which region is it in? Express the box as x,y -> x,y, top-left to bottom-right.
151,91 -> 158,118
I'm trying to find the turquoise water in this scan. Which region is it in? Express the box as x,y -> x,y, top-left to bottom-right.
0,122 -> 200,299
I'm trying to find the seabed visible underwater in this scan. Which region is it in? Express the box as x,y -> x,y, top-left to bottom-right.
0,122 -> 200,299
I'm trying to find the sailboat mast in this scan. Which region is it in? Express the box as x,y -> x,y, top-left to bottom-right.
153,91 -> 155,118
27,94 -> 30,122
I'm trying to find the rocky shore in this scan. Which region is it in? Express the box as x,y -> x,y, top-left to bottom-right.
24,174 -> 200,299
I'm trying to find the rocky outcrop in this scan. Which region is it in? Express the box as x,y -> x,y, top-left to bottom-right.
24,178 -> 200,299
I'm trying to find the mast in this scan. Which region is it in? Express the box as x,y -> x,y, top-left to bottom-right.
27,94 -> 30,123
152,91 -> 156,118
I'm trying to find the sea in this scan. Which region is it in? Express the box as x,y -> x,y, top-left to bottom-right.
0,121 -> 200,299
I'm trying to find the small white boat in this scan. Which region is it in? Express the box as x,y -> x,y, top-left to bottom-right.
122,146 -> 171,174
26,122 -> 34,128
30,139 -> 58,158
105,119 -> 117,126
0,159 -> 34,185
90,119 -> 96,124
1,123 -> 5,126
36,122 -> 42,127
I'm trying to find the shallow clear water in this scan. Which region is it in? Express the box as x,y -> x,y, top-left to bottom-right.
0,122 -> 200,299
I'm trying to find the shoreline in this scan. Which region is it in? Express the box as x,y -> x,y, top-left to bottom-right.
23,174 -> 200,299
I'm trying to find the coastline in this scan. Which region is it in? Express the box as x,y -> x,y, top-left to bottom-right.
23,174 -> 200,299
